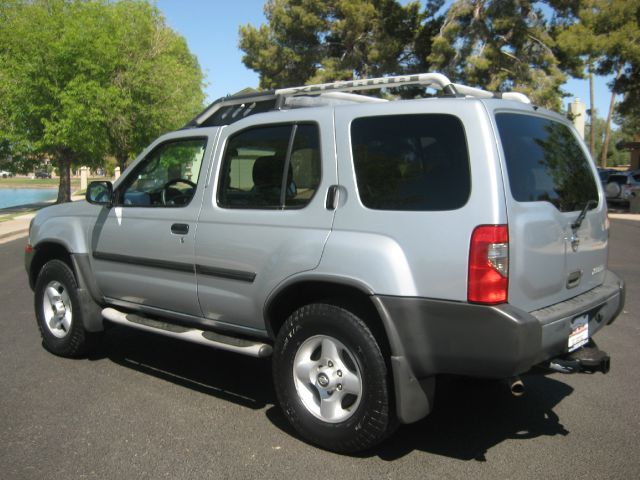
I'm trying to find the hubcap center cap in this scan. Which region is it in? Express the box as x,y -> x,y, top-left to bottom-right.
317,373 -> 330,388
53,301 -> 66,317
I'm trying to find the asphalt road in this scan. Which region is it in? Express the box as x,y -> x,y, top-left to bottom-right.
1,220 -> 639,479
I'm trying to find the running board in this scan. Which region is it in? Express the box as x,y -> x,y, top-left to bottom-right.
101,308 -> 273,358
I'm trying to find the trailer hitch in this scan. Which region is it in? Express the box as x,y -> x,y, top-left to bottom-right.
546,340 -> 610,374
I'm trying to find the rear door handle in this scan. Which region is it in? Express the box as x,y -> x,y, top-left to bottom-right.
171,223 -> 189,235
326,185 -> 340,210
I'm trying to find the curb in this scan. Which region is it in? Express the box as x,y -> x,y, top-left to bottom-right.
608,213 -> 640,221
0,203 -> 637,243
0,228 -> 28,241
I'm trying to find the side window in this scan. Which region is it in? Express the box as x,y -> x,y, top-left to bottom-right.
351,114 -> 470,211
118,138 -> 207,207
218,123 -> 321,209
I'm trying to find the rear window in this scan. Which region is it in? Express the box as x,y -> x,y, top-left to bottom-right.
350,114 -> 470,211
496,113 -> 598,212
609,174 -> 640,185
608,175 -> 628,186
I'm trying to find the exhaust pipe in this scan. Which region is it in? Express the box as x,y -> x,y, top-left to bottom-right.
508,376 -> 525,397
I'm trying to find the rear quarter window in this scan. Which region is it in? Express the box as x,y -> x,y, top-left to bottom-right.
350,114 -> 470,211
495,113 -> 598,212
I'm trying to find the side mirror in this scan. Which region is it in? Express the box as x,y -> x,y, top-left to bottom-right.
86,181 -> 113,207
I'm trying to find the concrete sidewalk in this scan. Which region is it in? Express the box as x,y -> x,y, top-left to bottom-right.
0,196 -> 83,244
0,213 -> 36,243
0,201 -> 51,243
608,212 -> 640,222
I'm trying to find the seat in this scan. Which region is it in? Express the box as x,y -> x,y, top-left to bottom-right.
252,155 -> 295,206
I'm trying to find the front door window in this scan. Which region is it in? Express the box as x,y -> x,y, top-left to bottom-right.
117,138 -> 207,207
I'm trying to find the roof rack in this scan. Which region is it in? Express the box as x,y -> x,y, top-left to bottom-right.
274,73 -> 451,96
185,72 -> 531,128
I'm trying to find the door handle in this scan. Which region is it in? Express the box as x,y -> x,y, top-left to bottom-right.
171,223 -> 189,235
326,185 -> 340,210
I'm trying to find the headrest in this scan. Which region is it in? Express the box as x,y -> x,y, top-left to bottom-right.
252,156 -> 285,188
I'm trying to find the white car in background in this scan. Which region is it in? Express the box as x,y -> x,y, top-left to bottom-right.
605,171 -> 640,206
0,170 -> 14,178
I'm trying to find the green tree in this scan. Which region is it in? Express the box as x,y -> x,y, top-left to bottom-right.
0,0 -> 204,202
428,0 -> 566,110
554,0 -> 640,167
548,0 -> 597,158
586,116 -> 627,166
616,64 -> 640,144
239,0 -> 429,89
103,1 -> 205,172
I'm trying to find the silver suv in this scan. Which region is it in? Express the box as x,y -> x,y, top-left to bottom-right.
25,73 -> 625,453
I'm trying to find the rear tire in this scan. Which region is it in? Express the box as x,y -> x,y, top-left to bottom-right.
34,260 -> 94,357
273,303 -> 393,453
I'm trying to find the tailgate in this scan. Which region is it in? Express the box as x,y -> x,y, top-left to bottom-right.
494,112 -> 607,312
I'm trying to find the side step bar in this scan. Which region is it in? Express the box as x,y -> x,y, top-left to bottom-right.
102,308 -> 273,358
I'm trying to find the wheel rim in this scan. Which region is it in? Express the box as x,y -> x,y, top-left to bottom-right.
41,280 -> 73,339
292,335 -> 363,423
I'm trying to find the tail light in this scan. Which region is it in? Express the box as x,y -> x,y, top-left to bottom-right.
468,225 -> 509,304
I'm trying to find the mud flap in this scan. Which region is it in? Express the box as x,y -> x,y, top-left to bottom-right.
391,356 -> 435,424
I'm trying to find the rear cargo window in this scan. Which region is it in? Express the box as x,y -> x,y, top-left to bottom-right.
496,113 -> 598,212
351,114 -> 470,211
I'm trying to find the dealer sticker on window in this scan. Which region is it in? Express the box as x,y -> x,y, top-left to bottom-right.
568,314 -> 589,352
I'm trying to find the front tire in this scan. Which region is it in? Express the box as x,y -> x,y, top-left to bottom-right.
34,259 -> 93,357
273,303 -> 393,453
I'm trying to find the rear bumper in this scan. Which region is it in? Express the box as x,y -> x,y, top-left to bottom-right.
373,270 -> 625,423
530,270 -> 624,365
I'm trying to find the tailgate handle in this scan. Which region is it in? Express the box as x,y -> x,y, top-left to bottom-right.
567,270 -> 582,289
171,223 -> 189,235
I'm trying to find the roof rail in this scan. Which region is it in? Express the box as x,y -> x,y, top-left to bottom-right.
275,73 -> 531,104
185,91 -> 278,129
185,72 -> 530,128
275,73 -> 457,96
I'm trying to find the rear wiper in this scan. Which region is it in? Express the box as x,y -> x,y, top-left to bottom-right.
571,200 -> 597,230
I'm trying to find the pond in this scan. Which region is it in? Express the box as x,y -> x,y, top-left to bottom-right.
0,188 -> 58,209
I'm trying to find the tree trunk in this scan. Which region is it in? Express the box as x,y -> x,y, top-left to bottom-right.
56,153 -> 72,204
600,66 -> 623,168
588,62 -> 596,160
117,154 -> 127,174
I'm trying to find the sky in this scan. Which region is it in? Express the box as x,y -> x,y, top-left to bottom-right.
154,0 -> 618,118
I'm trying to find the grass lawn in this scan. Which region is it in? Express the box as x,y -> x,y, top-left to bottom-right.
0,177 -> 105,189
0,209 -> 38,223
